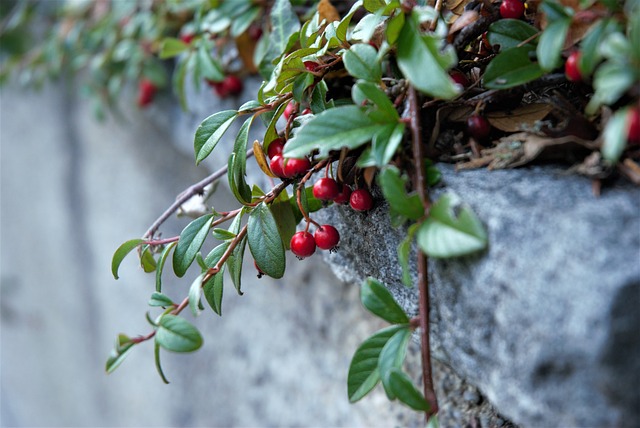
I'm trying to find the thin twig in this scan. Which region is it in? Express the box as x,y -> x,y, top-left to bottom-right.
408,86 -> 438,419
143,149 -> 254,239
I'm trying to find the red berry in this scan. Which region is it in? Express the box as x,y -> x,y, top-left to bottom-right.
248,26 -> 263,41
137,79 -> 157,107
304,61 -> 319,72
222,75 -> 243,96
467,114 -> 491,141
269,155 -> 286,178
283,157 -> 311,178
180,33 -> 195,44
267,138 -> 285,159
450,70 -> 469,87
565,51 -> 582,82
314,225 -> 340,250
500,0 -> 525,19
283,102 -> 297,121
333,184 -> 352,204
628,106 -> 640,145
313,177 -> 340,201
290,231 -> 316,258
350,188 -> 373,211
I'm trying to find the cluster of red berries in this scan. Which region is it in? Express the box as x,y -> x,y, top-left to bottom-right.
312,176 -> 374,211
267,138 -> 312,179
290,224 -> 340,259
208,75 -> 244,98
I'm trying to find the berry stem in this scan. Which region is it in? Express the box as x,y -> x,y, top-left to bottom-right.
294,158 -> 332,227
408,86 -> 438,419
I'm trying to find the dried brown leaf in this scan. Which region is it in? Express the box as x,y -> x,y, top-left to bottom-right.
235,32 -> 258,73
253,140 -> 276,178
449,10 -> 479,35
318,0 -> 340,24
486,104 -> 553,132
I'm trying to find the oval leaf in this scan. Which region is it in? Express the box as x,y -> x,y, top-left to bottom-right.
387,368 -> 430,412
247,202 -> 286,279
487,19 -> 538,51
536,18 -> 571,71
194,110 -> 238,165
155,314 -> 203,353
155,241 -> 177,292
188,273 -> 205,317
173,214 -> 214,277
112,238 -> 145,279
343,43 -> 381,82
379,327 -> 412,400
417,193 -> 488,258
361,278 -> 409,324
347,325 -> 406,402
483,46 -> 544,89
378,166 -> 424,220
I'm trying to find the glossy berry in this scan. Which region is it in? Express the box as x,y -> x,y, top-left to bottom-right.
283,102 -> 297,121
290,231 -> 316,258
467,114 -> 492,141
450,70 -> 469,88
313,177 -> 340,201
269,154 -> 286,178
283,157 -> 311,178
333,184 -> 352,204
137,79 -> 157,107
314,225 -> 340,250
267,138 -> 285,159
565,51 -> 582,82
304,61 -> 319,73
500,0 -> 525,19
628,107 -> 640,145
350,188 -> 373,211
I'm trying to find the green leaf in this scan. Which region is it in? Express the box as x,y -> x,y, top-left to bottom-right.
196,43 -> 225,82
386,368 -> 430,411
352,81 -> 398,121
203,267 -> 225,316
378,166 -> 424,220
585,61 -> 635,115
379,327 -> 411,400
226,235 -> 247,295
361,278 -> 409,324
284,105 -> 389,158
173,214 -> 215,277
230,5 -> 261,37
155,241 -> 177,292
578,18 -> 619,76
173,55 -> 190,111
370,122 -> 405,167
270,195 -> 297,250
396,13 -> 459,99
188,273 -> 205,317
140,245 -> 157,273
149,292 -> 175,307
194,110 -> 238,165
536,18 -> 571,71
270,0 -> 301,53
343,44 -> 382,82
155,315 -> 203,353
398,223 -> 418,287
417,193 -> 488,258
112,239 -> 144,279
364,0 -> 386,12
310,80 -> 332,113
483,46 -> 544,89
385,11 -> 405,45
601,107 -> 631,163
228,117 -> 255,204
347,325 -> 406,402
105,334 -> 136,374
290,185 -> 323,224
248,202 -> 286,279
154,342 -> 170,384
428,414 -> 440,428
487,19 -> 538,51
159,37 -> 189,59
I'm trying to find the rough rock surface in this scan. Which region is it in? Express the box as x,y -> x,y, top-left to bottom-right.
316,164 -> 640,427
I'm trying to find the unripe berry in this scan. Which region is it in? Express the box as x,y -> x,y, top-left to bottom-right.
350,188 -> 373,211
269,154 -> 286,178
500,0 -> 525,19
628,106 -> 640,145
467,114 -> 492,141
137,79 -> 157,107
290,231 -> 316,258
333,184 -> 352,205
565,51 -> 583,82
283,157 -> 311,178
283,102 -> 297,121
314,225 -> 340,250
267,138 -> 285,159
313,177 -> 340,201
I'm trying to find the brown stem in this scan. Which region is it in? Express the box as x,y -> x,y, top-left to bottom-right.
408,86 -> 438,418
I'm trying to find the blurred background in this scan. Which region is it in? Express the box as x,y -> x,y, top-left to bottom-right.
0,66 -> 423,428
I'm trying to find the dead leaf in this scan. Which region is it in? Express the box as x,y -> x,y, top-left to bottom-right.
235,32 -> 258,73
363,166 -> 377,189
619,158 -> 640,185
253,140 -> 276,178
446,0 -> 468,24
486,103 -> 553,132
318,0 -> 340,24
449,10 -> 479,35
